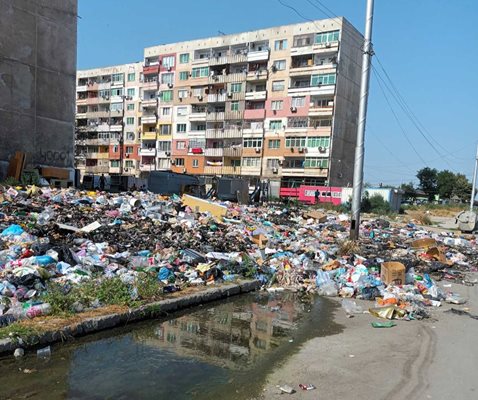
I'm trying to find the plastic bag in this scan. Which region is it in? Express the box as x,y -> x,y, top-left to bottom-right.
315,270 -> 331,287
342,299 -> 363,314
317,281 -> 338,297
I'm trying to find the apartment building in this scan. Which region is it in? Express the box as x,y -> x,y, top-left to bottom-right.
141,18 -> 363,188
75,62 -> 143,177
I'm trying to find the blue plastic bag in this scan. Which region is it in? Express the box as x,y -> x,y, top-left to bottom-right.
1,224 -> 24,236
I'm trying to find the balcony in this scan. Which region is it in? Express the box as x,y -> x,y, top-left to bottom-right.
290,63 -> 336,77
142,80 -> 158,90
208,72 -> 245,85
87,111 -> 112,119
204,148 -> 224,157
224,110 -> 243,120
189,112 -> 207,121
309,106 -> 333,117
247,49 -> 270,62
207,93 -> 226,103
84,166 -> 109,174
246,70 -> 268,81
98,82 -> 111,90
76,112 -> 86,119
205,128 -> 242,139
109,124 -> 123,131
308,125 -> 332,135
204,166 -> 240,175
288,84 -> 335,97
139,148 -> 156,156
86,97 -> 100,105
206,111 -> 225,121
84,138 -> 110,146
141,98 -> 157,107
209,53 -> 248,66
244,109 -> 265,119
142,132 -> 157,140
245,91 -> 267,101
77,85 -> 87,92
223,146 -> 242,157
143,65 -> 159,74
110,166 -> 121,174
87,152 -> 110,159
142,114 -> 156,124
290,41 -> 339,56
140,163 -> 156,172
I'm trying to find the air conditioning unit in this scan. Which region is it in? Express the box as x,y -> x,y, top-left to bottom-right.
298,147 -> 304,153
278,160 -> 283,166
272,167 -> 278,173
126,154 -> 130,158
273,109 -> 277,114
167,83 -> 173,88
325,42 -> 332,48
255,148 -> 261,153
167,66 -> 172,71
271,65 -> 277,73
291,147 -> 295,152
198,95 -> 203,100
290,106 -> 297,113
165,152 -> 171,156
227,92 -> 233,98
319,146 -> 326,153
171,160 -> 175,165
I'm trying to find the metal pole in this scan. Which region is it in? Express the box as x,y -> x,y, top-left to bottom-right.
470,144 -> 478,212
350,0 -> 375,240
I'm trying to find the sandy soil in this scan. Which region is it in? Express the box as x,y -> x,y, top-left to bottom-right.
260,277 -> 478,400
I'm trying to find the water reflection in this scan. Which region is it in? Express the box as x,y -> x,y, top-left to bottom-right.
0,292 -> 336,400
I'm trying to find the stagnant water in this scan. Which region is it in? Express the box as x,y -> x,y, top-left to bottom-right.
0,292 -> 341,400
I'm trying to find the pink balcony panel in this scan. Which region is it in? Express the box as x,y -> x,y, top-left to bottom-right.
244,108 -> 266,119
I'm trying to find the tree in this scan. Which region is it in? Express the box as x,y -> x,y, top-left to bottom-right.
416,167 -> 438,201
400,182 -> 416,201
452,173 -> 472,202
437,170 -> 455,199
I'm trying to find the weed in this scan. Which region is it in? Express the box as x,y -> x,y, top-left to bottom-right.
0,323 -> 41,344
135,272 -> 163,302
42,283 -> 76,316
96,277 -> 134,307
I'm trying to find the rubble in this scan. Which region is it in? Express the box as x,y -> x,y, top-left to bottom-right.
0,185 -> 477,332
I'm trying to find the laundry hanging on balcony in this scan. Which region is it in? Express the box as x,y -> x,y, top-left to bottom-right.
206,161 -> 223,166
191,148 -> 203,154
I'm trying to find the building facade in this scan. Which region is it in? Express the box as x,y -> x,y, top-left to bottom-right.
75,18 -> 363,188
75,63 -> 143,177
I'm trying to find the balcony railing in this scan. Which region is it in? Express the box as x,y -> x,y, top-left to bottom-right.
209,53 -> 248,66
247,49 -> 270,62
207,93 -> 227,102
244,109 -> 265,119
204,148 -> 224,157
246,70 -> 268,81
84,166 -> 109,174
205,128 -> 241,139
139,148 -> 156,156
245,91 -> 267,101
206,111 -> 225,121
204,166 -> 240,175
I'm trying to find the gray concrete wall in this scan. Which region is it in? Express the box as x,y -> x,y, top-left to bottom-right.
0,0 -> 77,177
329,19 -> 363,187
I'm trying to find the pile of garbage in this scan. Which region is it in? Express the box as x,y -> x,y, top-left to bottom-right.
0,185 -> 477,328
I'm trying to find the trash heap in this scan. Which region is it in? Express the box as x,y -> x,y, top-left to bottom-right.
0,185 -> 477,328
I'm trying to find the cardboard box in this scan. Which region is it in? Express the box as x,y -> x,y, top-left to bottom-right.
40,167 -> 70,180
380,262 -> 405,286
182,194 -> 227,221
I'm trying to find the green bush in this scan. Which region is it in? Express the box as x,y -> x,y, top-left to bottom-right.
362,194 -> 392,214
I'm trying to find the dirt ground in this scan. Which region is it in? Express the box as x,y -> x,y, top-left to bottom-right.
260,276 -> 478,400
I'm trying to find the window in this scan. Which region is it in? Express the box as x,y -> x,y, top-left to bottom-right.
268,139 -> 281,149
230,83 -> 242,93
160,124 -> 171,135
179,71 -> 189,81
304,157 -> 329,168
127,73 -> 135,82
242,157 -> 261,167
267,158 -> 280,168
179,53 -> 190,64
230,159 -> 240,167
192,87 -> 203,97
99,89 -> 110,98
291,96 -> 305,108
230,101 -> 239,111
110,160 -> 120,167
288,117 -> 308,128
285,137 -> 306,147
112,73 -> 124,82
162,107 -> 171,116
161,73 -> 174,84
243,138 -> 263,148
269,120 -> 283,130
126,117 -> 134,125
110,88 -> 123,97
273,60 -> 286,71
176,141 -> 186,150
125,160 -> 134,169
177,123 -> 187,133
175,158 -> 185,166
315,30 -> 340,44
127,104 -> 135,111
271,100 -> 283,111
113,145 -> 119,153
272,80 -> 285,91
307,137 -> 330,148
191,67 -> 209,78
127,88 -> 135,97
161,90 -> 173,102
162,56 -> 175,68
293,34 -> 313,47
177,106 -> 187,116
192,159 -> 199,168
126,146 -> 133,154
310,118 -> 332,128
311,73 -> 336,86
158,141 -> 171,152
312,98 -> 334,108
110,103 -> 123,112
178,89 -> 189,99
274,39 -> 288,50
284,158 -> 305,168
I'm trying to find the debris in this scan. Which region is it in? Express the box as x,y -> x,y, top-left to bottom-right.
445,308 -> 478,320
371,321 -> 397,328
380,262 -> 405,286
279,385 -> 295,394
14,348 -> 24,358
299,384 -> 316,391
36,346 -> 51,359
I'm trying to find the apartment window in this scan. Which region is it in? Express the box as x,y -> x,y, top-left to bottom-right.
160,124 -> 171,135
189,139 -> 205,148
110,103 -> 123,112
288,117 -> 308,128
99,89 -> 110,98
175,158 -> 185,166
311,73 -> 336,86
112,73 -> 124,82
176,106 -> 187,116
304,157 -> 329,168
274,39 -> 288,50
271,100 -> 283,111
315,30 -> 340,44
293,34 -> 313,47
161,90 -> 173,102
284,158 -> 304,168
272,80 -> 285,91
158,141 -> 171,152
113,145 -> 119,153
127,88 -> 135,97
125,160 -> 134,168
273,60 -> 286,71
307,137 -> 330,148
192,159 -> 199,168
127,104 -> 135,111
313,98 -> 334,108
110,160 -> 120,167
126,146 -> 133,154
179,53 -> 190,64
111,88 -> 123,97
230,83 -> 242,93
162,56 -> 175,68
267,159 -> 280,168
230,101 -> 239,111
127,73 -> 135,82
126,117 -> 134,125
176,141 -> 186,150
310,118 -> 332,128
243,138 -> 262,148
291,96 -> 306,108
191,67 -> 209,78
178,89 -> 189,99
177,123 -> 187,133
268,139 -> 281,149
231,159 -> 241,167
269,120 -> 283,130
161,73 -> 174,84
162,107 -> 171,116
242,157 -> 260,167
192,87 -> 203,97
285,137 -> 306,147
179,71 -> 189,80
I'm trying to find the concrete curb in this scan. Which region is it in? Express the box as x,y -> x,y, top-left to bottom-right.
0,280 -> 261,356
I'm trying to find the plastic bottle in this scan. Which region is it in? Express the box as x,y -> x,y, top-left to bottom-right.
25,303 -> 52,319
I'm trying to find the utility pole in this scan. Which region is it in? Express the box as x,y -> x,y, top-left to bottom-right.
470,144 -> 478,212
350,0 -> 375,240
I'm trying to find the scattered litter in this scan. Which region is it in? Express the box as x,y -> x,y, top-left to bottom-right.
279,385 -> 295,394
36,346 -> 51,359
299,384 -> 316,391
371,321 -> 397,328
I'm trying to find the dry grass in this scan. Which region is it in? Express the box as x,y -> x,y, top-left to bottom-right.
407,211 -> 433,225
338,240 -> 361,256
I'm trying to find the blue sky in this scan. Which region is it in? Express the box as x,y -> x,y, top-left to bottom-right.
77,0 -> 478,186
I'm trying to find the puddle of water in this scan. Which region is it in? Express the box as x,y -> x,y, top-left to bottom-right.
0,292 -> 342,400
